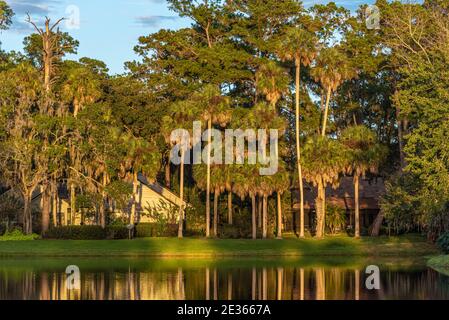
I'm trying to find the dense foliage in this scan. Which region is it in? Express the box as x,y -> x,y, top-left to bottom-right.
0,0 -> 448,241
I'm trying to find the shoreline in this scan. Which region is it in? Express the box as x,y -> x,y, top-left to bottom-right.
0,235 -> 438,258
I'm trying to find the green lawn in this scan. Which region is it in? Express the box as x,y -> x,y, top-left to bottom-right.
0,234 -> 438,258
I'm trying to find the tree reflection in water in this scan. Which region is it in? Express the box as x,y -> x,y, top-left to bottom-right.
0,260 -> 448,300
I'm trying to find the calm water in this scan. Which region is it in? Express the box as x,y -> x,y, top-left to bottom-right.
0,257 -> 448,300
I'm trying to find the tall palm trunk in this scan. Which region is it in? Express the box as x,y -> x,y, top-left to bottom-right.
354,175 -> 360,238
70,182 -> 76,225
206,118 -> 212,237
130,172 -> 138,225
251,195 -> 257,239
52,194 -> 58,227
23,191 -> 32,235
227,191 -> 233,225
213,188 -> 219,237
41,184 -> 51,234
276,192 -> 282,239
295,59 -> 306,238
316,179 -> 325,238
51,178 -> 58,227
262,195 -> 268,239
321,86 -> 332,137
178,147 -> 185,239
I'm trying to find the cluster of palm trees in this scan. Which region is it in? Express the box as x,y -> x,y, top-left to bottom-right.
159,23 -> 387,239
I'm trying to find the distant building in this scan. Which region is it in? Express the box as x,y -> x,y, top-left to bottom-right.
291,177 -> 385,232
30,174 -> 186,226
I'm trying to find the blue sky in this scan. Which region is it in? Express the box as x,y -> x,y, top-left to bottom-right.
1,0 -> 375,74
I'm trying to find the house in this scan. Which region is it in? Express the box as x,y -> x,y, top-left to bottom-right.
291,177 -> 385,231
30,174 -> 186,225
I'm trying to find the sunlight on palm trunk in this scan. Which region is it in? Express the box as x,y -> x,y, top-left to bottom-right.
206,118 -> 212,238
276,192 -> 282,239
295,60 -> 305,238
251,195 -> 257,239
213,188 -> 219,237
262,195 -> 268,239
227,191 -> 233,225
130,172 -> 138,225
178,147 -> 185,239
354,175 -> 360,238
321,86 -> 332,137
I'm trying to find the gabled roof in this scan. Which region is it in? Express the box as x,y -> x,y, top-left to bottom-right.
292,177 -> 385,211
138,173 -> 187,207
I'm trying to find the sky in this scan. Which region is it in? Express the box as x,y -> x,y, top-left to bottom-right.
1,0 -> 375,75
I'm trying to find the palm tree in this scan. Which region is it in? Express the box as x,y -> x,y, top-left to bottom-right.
198,85 -> 231,238
162,97 -> 202,238
302,135 -> 346,238
193,164 -> 227,237
246,103 -> 287,239
311,47 -> 356,136
256,60 -> 289,108
272,164 -> 290,239
276,27 -> 318,238
231,164 -> 257,238
119,133 -> 160,225
340,126 -> 387,238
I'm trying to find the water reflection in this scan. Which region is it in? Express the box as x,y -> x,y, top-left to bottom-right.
0,259 -> 448,300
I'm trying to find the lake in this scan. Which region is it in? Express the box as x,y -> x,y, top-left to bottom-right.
0,257 -> 448,300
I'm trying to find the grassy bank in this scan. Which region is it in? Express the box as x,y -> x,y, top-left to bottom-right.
427,255 -> 449,276
0,234 -> 438,258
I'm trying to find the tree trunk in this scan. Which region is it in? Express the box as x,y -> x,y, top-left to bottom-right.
227,191 -> 233,225
316,180 -> 325,238
258,196 -> 262,228
321,86 -> 332,137
370,211 -> 384,236
295,60 -> 306,238
70,182 -> 76,225
396,105 -> 405,170
206,118 -> 212,238
41,185 -> 51,234
262,195 -> 268,239
178,147 -> 185,239
251,195 -> 257,239
52,181 -> 58,227
276,192 -> 282,239
130,172 -> 138,225
165,161 -> 171,188
23,192 -> 32,235
99,174 -> 107,228
213,189 -> 219,237
354,175 -> 360,238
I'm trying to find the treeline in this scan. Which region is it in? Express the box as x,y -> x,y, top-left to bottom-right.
0,0 -> 448,240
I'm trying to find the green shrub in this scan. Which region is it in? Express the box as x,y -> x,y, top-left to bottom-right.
326,204 -> 346,234
219,224 -> 251,239
0,228 -> 39,241
105,225 -> 130,239
135,223 -> 178,237
44,225 -> 128,240
437,232 -> 449,253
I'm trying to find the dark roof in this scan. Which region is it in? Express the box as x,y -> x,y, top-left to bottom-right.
292,177 -> 385,211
